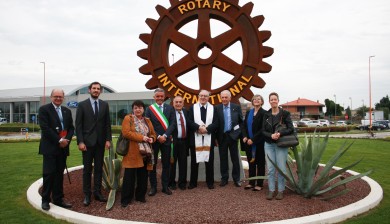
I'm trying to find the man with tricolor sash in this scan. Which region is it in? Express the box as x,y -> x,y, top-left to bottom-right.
145,88 -> 176,196
188,89 -> 219,189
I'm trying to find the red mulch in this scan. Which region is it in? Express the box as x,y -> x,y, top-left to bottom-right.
48,163 -> 370,223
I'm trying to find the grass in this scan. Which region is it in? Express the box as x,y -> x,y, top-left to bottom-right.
0,138 -> 389,223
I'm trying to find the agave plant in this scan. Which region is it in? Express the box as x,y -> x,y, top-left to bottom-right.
268,131 -> 372,200
102,142 -> 122,210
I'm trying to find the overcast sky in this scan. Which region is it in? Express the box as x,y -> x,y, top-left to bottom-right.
0,0 -> 389,110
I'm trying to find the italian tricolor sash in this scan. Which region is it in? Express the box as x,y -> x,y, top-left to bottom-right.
149,103 -> 169,130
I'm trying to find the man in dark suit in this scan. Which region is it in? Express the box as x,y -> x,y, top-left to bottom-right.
145,88 -> 176,196
39,89 -> 74,211
76,81 -> 112,206
216,90 -> 243,187
188,90 -> 218,189
169,95 -> 190,190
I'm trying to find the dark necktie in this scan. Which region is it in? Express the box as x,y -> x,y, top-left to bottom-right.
200,106 -> 206,123
94,101 -> 99,120
179,111 -> 186,138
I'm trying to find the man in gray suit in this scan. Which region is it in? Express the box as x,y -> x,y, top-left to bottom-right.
216,90 -> 243,187
76,81 -> 112,206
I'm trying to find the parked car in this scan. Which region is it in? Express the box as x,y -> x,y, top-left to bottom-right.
319,119 -> 330,127
0,118 -> 7,125
307,120 -> 322,127
357,122 -> 386,131
376,120 -> 390,129
298,118 -> 311,127
336,120 -> 348,126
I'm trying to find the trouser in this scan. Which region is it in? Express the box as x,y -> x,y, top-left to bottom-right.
264,142 -> 288,192
121,163 -> 148,204
245,142 -> 266,186
149,142 -> 171,189
189,145 -> 214,186
82,143 -> 105,196
219,133 -> 241,182
169,139 -> 188,188
42,153 -> 66,203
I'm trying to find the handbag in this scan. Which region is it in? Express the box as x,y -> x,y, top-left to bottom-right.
276,111 -> 299,148
116,133 -> 130,156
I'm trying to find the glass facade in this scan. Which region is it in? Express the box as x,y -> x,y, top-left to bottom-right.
109,99 -> 154,126
0,102 -> 10,121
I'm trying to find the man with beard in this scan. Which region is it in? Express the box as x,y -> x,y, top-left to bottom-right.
76,81 -> 112,206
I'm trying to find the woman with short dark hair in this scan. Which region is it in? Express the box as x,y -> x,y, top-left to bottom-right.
121,100 -> 156,207
262,92 -> 294,200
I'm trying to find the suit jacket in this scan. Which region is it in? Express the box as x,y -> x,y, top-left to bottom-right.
39,103 -> 74,156
172,108 -> 189,141
187,103 -> 218,147
75,98 -> 112,147
145,103 -> 176,146
216,102 -> 243,143
241,107 -> 266,151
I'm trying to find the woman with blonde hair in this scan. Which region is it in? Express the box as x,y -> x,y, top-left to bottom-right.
242,94 -> 266,191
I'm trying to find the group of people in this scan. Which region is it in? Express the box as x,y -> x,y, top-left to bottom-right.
38,81 -> 294,211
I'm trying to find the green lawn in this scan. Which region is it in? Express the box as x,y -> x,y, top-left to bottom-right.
0,138 -> 389,223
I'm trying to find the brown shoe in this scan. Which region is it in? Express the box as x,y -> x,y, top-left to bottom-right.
266,191 -> 274,200
253,186 -> 262,191
275,192 -> 284,200
244,184 -> 253,190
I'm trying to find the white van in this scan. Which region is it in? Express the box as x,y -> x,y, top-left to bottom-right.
0,118 -> 8,125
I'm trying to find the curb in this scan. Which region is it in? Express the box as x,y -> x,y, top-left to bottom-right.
27,165 -> 383,224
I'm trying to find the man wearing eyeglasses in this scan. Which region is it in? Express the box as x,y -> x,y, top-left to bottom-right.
38,89 -> 74,211
187,90 -> 218,189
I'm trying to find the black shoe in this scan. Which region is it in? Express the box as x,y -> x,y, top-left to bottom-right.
83,195 -> 91,206
162,188 -> 172,195
187,184 -> 197,189
208,184 -> 215,189
94,193 -> 107,202
41,202 -> 50,211
179,185 -> 187,190
234,181 -> 242,187
148,188 -> 157,196
219,180 -> 228,187
169,185 -> 177,190
136,198 -> 146,203
121,202 -> 129,208
53,201 -> 72,209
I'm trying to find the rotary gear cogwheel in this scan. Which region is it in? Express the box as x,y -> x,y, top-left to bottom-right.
137,0 -> 273,105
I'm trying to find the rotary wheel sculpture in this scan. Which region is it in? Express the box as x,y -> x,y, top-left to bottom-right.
138,0 -> 273,106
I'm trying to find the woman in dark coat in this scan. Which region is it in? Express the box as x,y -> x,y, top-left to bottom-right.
262,92 -> 294,200
242,94 -> 266,191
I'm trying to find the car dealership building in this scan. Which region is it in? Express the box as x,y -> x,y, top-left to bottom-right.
0,84 -> 155,126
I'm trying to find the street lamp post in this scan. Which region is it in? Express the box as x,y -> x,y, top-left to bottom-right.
369,56 -> 375,129
40,62 -> 46,105
349,97 -> 352,123
334,94 -> 337,121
